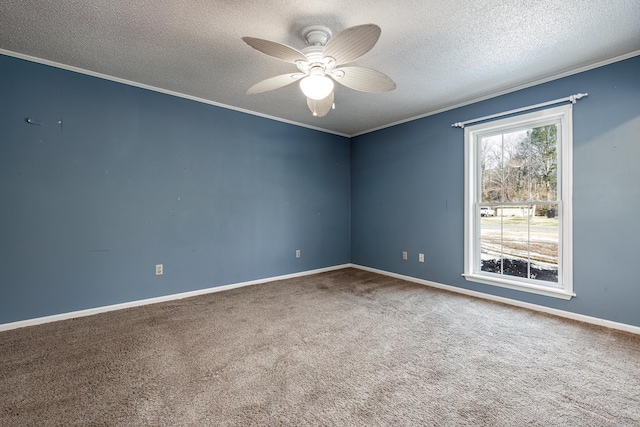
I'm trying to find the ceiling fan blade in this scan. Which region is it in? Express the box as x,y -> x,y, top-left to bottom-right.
330,66 -> 396,93
242,37 -> 307,63
246,73 -> 305,95
307,91 -> 334,117
322,24 -> 381,65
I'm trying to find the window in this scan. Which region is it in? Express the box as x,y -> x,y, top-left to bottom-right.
463,104 -> 574,299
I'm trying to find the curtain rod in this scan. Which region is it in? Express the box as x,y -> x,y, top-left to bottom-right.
451,93 -> 588,129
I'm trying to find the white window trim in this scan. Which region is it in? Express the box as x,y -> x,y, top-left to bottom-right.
463,104 -> 574,300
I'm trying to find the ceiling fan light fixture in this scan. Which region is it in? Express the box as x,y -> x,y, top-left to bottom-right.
299,68 -> 334,100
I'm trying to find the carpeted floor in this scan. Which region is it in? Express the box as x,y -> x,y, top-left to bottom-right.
1,268 -> 639,426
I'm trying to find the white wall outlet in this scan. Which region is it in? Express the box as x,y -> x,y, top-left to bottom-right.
419,253 -> 425,263
402,251 -> 408,260
296,249 -> 301,258
155,264 -> 163,275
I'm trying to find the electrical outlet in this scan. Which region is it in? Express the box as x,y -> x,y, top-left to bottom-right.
155,264 -> 163,275
296,249 -> 301,258
419,253 -> 425,263
402,251 -> 408,260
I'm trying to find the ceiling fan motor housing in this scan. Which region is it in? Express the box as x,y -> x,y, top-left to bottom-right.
298,46 -> 324,71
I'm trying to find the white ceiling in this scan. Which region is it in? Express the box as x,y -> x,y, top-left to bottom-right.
1,0 -> 639,136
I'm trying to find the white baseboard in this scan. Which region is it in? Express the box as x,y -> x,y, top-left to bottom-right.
349,264 -> 640,336
5,263 -> 638,336
0,264 -> 351,332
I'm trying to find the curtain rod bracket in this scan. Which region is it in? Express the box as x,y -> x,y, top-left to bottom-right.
569,93 -> 588,104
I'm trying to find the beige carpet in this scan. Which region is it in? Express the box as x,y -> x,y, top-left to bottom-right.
1,268 -> 639,426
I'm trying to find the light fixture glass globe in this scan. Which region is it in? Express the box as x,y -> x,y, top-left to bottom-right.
299,73 -> 334,100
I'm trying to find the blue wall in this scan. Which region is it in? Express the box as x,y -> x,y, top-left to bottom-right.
351,55 -> 640,327
0,54 -> 351,324
2,52 -> 639,328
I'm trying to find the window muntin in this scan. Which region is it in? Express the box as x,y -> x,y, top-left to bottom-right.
464,105 -> 573,299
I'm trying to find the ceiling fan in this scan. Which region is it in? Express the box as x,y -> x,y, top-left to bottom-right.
242,24 -> 396,117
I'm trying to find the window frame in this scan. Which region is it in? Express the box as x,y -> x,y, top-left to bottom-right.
463,104 -> 574,300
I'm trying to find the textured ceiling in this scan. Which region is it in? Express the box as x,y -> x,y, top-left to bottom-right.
1,0 -> 639,136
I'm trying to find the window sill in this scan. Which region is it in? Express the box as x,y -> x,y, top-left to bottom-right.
462,273 -> 575,300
